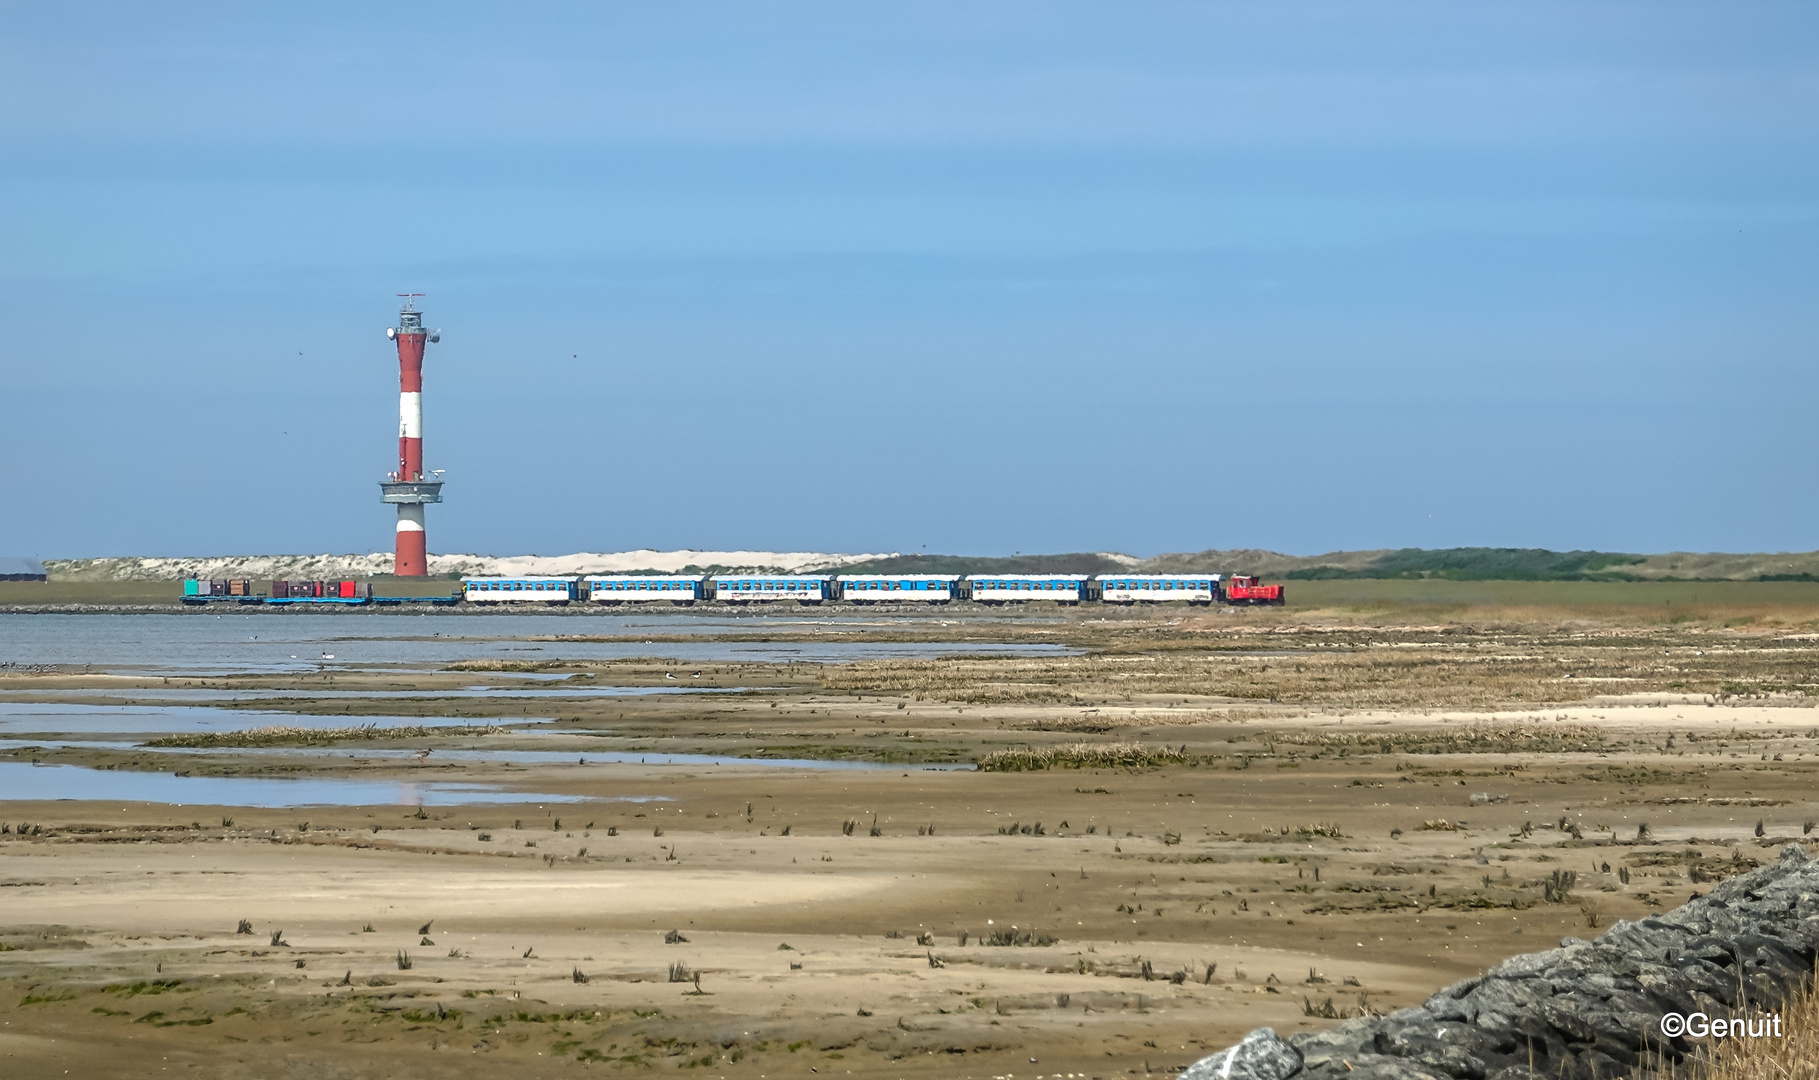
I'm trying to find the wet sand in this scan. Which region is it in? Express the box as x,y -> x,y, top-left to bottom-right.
3,607 -> 1818,1078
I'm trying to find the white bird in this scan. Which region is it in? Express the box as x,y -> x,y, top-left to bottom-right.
321,652 -> 335,660
664,672 -> 676,680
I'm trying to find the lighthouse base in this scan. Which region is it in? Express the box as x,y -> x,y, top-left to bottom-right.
395,505 -> 428,577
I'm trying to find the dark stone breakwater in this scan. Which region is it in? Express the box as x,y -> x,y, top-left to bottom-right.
1186,843 -> 1819,1080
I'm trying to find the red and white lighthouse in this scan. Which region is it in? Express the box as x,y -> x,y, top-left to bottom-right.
379,294 -> 443,576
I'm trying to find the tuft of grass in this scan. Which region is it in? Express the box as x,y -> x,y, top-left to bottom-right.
983,927 -> 1058,947
1632,972 -> 1819,1080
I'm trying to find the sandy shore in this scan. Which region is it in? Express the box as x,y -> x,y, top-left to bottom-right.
3,609 -> 1818,1078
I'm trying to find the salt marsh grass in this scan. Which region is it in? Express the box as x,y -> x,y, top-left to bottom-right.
145,724 -> 503,748
977,741 -> 1192,772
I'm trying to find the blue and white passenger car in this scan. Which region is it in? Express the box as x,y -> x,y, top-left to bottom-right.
836,574 -> 959,603
463,576 -> 577,603
711,575 -> 831,604
965,574 -> 1089,604
1095,574 -> 1220,606
586,576 -> 705,604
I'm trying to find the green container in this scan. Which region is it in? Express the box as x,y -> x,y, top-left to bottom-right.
183,579 -> 199,596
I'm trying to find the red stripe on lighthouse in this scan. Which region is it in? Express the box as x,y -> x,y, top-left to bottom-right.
396,330 -> 425,481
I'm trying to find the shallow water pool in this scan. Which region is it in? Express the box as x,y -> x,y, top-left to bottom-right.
0,760 -> 612,807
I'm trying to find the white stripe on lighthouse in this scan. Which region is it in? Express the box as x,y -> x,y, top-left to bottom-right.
396,505 -> 426,532
399,391 -> 423,439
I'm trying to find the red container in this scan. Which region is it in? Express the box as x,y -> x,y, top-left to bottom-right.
339,581 -> 356,598
272,580 -> 289,598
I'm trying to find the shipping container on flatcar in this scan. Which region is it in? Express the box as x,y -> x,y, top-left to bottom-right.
586,576 -> 705,605
711,575 -> 830,604
835,574 -> 959,603
1095,574 -> 1220,606
462,576 -> 577,604
965,574 -> 1089,605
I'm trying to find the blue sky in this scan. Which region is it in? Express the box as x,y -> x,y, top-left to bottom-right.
1,2 -> 1814,559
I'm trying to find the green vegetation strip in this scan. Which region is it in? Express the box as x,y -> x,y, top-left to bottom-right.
976,741 -> 1192,771
144,723 -> 502,748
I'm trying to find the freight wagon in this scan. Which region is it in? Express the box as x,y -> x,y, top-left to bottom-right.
181,578 -> 375,604
268,580 -> 372,603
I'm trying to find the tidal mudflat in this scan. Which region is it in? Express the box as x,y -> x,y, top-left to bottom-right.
3,602 -> 1818,1079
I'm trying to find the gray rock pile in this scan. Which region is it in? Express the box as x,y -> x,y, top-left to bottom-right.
1182,843 -> 1819,1080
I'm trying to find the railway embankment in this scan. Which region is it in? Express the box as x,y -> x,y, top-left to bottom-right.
1187,843 -> 1819,1080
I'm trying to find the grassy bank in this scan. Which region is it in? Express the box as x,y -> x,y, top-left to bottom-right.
0,580 -> 180,605
1286,578 -> 1819,615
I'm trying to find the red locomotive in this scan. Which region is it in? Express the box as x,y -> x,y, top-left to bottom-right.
1223,575 -> 1286,606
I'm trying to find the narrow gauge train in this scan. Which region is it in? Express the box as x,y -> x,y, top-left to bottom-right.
463,571 -> 1279,606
